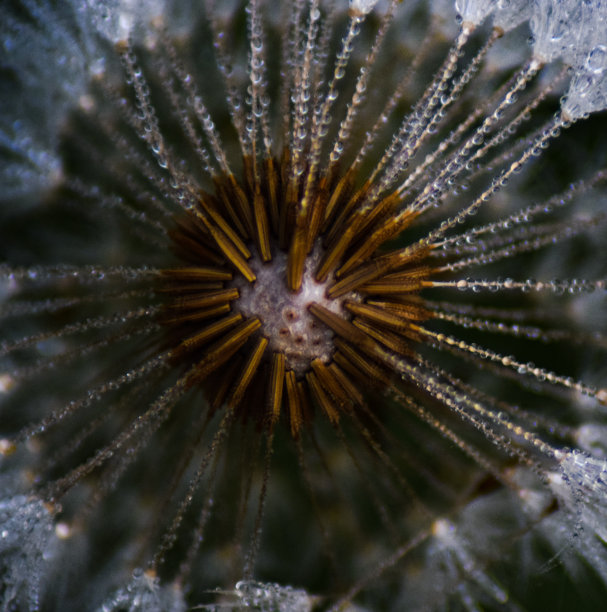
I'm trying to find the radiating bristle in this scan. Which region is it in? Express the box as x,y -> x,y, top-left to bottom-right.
3,0 -> 607,610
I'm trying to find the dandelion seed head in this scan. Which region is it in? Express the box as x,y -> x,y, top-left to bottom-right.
2,0 -> 607,609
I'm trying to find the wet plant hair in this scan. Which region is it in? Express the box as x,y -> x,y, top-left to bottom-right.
2,0 -> 607,609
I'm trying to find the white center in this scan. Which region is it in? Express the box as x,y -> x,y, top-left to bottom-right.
234,246 -> 344,376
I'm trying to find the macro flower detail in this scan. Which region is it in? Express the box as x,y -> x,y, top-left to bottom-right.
2,0 -> 607,610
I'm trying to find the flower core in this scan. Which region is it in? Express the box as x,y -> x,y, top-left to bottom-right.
160,153 -> 433,435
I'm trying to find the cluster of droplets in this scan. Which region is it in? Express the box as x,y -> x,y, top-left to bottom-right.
0,496 -> 58,611
99,569 -> 185,612
455,0 -> 607,119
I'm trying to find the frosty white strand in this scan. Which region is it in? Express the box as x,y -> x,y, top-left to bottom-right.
428,278 -> 607,294
416,325 -> 603,402
0,289 -> 154,319
205,0 -> 249,156
0,496 -> 57,611
289,0 -> 322,180
548,451 -> 607,543
436,167 -> 607,249
431,309 -> 607,347
0,306 -> 160,358
329,1 -> 399,168
436,214 -> 606,273
0,265 -> 160,284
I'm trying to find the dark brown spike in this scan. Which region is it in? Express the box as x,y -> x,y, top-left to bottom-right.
333,341 -> 392,387
168,227 -> 224,266
315,216 -> 364,283
353,190 -> 404,240
374,243 -> 435,272
213,173 -> 256,238
324,180 -> 371,247
287,221 -> 308,291
345,206 -> 423,268
285,370 -> 302,439
321,166 -> 357,231
328,362 -> 365,407
345,301 -> 421,332
305,176 -> 329,251
284,173 -> 300,215
253,189 -> 272,262
328,259 -> 392,298
267,352 -> 286,428
263,157 -> 280,235
185,317 -> 262,386
211,358 -> 243,411
171,206 -> 212,242
366,299 -> 432,322
279,147 -> 291,188
227,336 -> 269,409
306,371 -> 340,425
308,303 -> 379,357
358,268 -> 430,295
311,358 -> 352,411
157,282 -> 224,294
242,154 -> 257,199
204,221 -> 257,282
208,184 -> 248,239
297,379 -> 313,425
159,303 -> 232,326
337,208 -> 418,277
174,312 -> 244,356
279,176 -> 299,249
352,319 -> 415,356
161,267 -> 233,282
168,288 -> 240,312
202,198 -> 252,259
